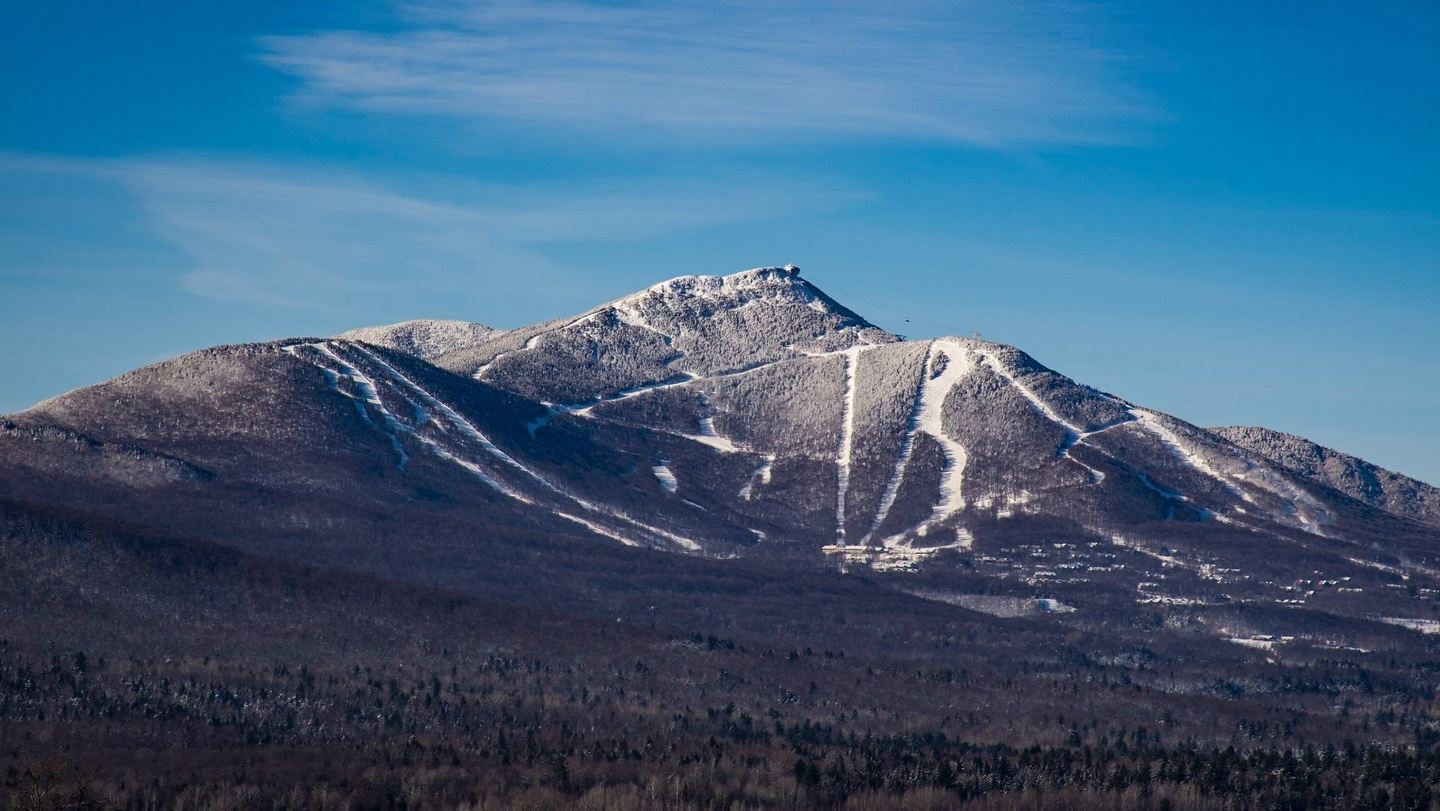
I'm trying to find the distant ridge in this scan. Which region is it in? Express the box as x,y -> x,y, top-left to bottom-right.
337,319 -> 500,359
1213,425 -> 1440,527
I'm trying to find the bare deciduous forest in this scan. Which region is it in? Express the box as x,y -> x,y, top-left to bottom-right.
5,637 -> 1440,810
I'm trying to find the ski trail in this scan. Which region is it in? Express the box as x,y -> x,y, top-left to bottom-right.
980,354 -> 1081,437
471,311 -> 603,379
1227,454 -> 1332,536
570,374 -> 697,417
570,346 -> 863,420
526,346 -> 871,437
349,344 -> 701,551
352,345 -> 538,479
283,347 -> 364,421
1135,471 -> 1184,520
288,343 -> 522,490
289,344 -> 410,468
912,342 -> 973,530
979,353 -> 1112,484
550,512 -> 642,546
319,343 -> 526,497
1085,389 -> 1310,523
612,301 -> 674,344
738,455 -> 774,500
876,341 -> 975,547
292,343 -> 659,547
1129,409 -> 1252,504
834,346 -> 867,545
1084,395 -> 1329,535
686,432 -> 741,453
521,372 -> 702,436
1062,418 -> 1137,484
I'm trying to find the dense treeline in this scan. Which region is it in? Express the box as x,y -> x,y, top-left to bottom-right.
5,645 -> 1440,810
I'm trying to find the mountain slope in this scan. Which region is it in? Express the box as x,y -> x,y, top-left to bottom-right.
5,339 -> 767,559
1213,425 -> 1440,527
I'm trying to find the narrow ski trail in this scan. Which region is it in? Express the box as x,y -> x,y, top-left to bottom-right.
833,346 -> 867,545
874,341 -> 975,549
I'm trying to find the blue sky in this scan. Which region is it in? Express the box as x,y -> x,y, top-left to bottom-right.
2,1 -> 1437,482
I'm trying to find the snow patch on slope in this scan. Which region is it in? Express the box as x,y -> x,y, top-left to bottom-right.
739,455 -> 774,501
1378,617 -> 1440,635
652,462 -> 679,493
688,414 -> 742,453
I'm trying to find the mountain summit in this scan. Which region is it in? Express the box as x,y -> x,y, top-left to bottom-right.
438,266 -> 896,404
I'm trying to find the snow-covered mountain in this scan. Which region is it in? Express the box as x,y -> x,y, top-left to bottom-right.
336,318 -> 500,359
3,266 -> 1438,659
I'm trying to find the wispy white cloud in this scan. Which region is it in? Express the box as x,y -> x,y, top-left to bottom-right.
259,0 -> 1154,147
0,152 -> 863,311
